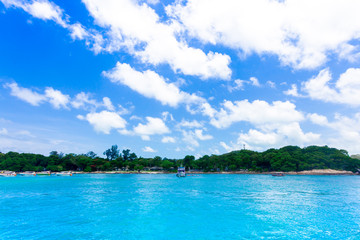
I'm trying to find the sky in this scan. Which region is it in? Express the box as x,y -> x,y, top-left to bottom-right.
1,0 -> 360,159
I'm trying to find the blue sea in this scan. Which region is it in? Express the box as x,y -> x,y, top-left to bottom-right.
1,174 -> 360,239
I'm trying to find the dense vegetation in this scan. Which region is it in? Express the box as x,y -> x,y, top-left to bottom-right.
1,145 -> 360,173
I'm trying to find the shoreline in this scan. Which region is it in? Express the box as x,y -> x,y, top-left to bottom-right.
72,169 -> 358,176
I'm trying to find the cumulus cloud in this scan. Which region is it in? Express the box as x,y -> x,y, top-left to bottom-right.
194,129 -> 213,140
71,92 -> 99,110
167,0 -> 360,69
103,62 -> 206,108
284,84 -> 302,97
307,113 -> 329,126
5,82 -> 116,111
142,146 -> 156,152
308,112 -> 360,154
0,0 -> 91,41
302,68 -> 360,106
161,136 -> 176,143
228,79 -> 246,92
102,97 -> 115,111
44,87 -> 70,109
239,123 -> 319,149
182,130 -> 199,147
69,23 -> 88,40
162,112 -> 174,121
221,122 -> 320,152
177,119 -> 203,128
249,77 -> 260,87
210,99 -> 304,129
4,82 -> 46,106
132,117 -> 170,140
77,111 -> 127,134
82,0 -> 231,79
1,0 -> 66,26
227,77 -> 261,92
5,0 -> 360,74
211,99 -> 320,151
181,129 -> 213,148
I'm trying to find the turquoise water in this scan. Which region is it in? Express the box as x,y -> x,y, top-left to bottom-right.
1,174 -> 360,239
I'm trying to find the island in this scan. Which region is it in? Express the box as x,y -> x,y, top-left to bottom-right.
1,145 -> 360,174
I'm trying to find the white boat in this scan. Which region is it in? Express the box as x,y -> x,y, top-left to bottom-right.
0,171 -> 17,176
18,171 -> 36,176
176,167 -> 186,177
56,171 -> 73,176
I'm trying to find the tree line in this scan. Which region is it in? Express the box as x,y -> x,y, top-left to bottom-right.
1,145 -> 360,173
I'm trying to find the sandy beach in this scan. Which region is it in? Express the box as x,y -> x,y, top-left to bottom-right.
72,169 -> 357,175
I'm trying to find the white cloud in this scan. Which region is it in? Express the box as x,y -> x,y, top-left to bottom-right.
210,99 -> 304,129
249,77 -> 260,87
5,82 -> 114,111
211,99 -> 320,151
82,0 -> 231,79
77,111 -> 127,134
302,68 -> 360,106
182,130 -> 199,147
178,119 -> 203,128
1,0 -> 66,26
220,141 -> 234,152
133,117 -> 170,140
228,79 -> 246,92
102,97 -> 115,111
221,122 -> 319,152
181,129 -> 213,148
4,82 -> 46,106
45,87 -> 70,109
69,23 -> 88,40
167,0 -> 360,69
71,93 -> 115,111
142,146 -> 156,152
307,113 -> 329,126
194,129 -> 213,140
71,92 -> 99,110
103,62 -> 206,108
162,112 -> 174,121
308,112 -> 360,154
1,0 -> 94,43
117,104 -> 132,115
284,84 -> 302,97
6,0 -> 360,74
227,77 -> 261,92
161,136 -> 176,143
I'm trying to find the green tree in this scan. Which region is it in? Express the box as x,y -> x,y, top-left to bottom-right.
103,145 -> 120,160
183,155 -> 195,170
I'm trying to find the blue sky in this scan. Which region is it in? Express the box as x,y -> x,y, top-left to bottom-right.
1,0 -> 360,158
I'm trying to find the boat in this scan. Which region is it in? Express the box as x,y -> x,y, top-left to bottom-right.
176,167 -> 186,177
36,171 -> 51,175
0,171 -> 17,177
272,172 -> 285,177
18,171 -> 36,176
56,171 -> 73,176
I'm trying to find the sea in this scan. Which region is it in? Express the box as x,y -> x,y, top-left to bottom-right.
1,174 -> 360,239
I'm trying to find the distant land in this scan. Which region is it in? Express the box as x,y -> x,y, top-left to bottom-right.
1,145 -> 360,174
